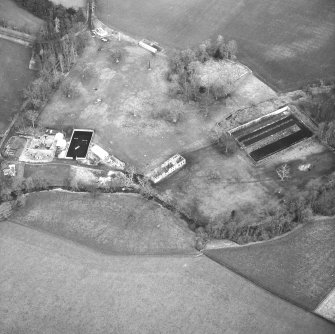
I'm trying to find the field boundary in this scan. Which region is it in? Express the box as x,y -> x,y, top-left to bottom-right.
204,251 -> 335,323
0,27 -> 35,47
8,218 -> 198,257
315,288 -> 335,323
0,99 -> 31,154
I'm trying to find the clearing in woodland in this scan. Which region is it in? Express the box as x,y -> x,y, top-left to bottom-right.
97,0 -> 335,91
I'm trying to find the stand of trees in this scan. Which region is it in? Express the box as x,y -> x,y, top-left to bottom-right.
209,124 -> 238,155
298,82 -> 335,148
167,36 -> 238,103
11,0 -> 89,133
13,0 -> 86,37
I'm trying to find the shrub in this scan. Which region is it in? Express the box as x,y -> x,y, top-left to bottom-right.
152,100 -> 184,124
312,188 -> 335,216
110,49 -> 122,63
209,126 -> 238,155
61,81 -> 80,99
206,169 -> 221,182
24,110 -> 39,128
80,65 -> 97,83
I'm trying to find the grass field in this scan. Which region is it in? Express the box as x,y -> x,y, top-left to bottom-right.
23,163 -> 72,186
39,37 -> 274,172
40,38 -> 206,171
0,0 -> 43,33
9,191 -> 196,254
97,0 -> 335,91
157,147 -> 273,224
0,39 -> 36,134
23,163 -> 106,189
1,221 -> 334,334
156,138 -> 335,235
205,218 -> 335,311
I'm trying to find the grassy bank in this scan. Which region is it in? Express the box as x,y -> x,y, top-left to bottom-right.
10,191 -> 195,254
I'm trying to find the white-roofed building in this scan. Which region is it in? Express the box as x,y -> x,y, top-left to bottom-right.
90,144 -> 125,170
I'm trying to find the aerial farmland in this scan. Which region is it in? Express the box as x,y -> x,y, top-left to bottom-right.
0,0 -> 334,333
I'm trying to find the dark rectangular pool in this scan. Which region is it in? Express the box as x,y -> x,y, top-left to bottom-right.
249,125 -> 313,162
66,129 -> 94,159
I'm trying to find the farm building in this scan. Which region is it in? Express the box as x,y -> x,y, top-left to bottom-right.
229,106 -> 313,162
92,27 -> 108,37
147,154 -> 186,184
54,132 -> 67,150
90,144 -> 125,169
138,39 -> 162,54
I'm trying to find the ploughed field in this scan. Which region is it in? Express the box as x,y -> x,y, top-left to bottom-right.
231,113 -> 313,162
97,0 -> 335,91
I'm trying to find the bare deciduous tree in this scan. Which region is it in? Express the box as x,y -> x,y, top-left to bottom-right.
226,40 -> 238,59
209,126 -> 237,154
276,164 -> 290,181
25,110 -> 39,128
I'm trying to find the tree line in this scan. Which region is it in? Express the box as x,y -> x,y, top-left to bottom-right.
196,171 -> 335,245
298,81 -> 335,148
9,0 -> 90,134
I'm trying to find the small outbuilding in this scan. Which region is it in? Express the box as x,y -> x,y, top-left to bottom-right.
91,144 -> 109,161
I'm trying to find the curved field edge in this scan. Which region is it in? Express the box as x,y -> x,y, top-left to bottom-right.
1,221 -> 334,334
8,191 -> 196,255
204,218 -> 335,311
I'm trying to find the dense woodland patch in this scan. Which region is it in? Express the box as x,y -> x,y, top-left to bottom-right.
12,0 -> 85,36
